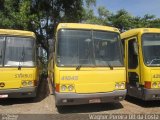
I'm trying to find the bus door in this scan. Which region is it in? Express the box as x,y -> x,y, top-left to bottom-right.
126,37 -> 142,98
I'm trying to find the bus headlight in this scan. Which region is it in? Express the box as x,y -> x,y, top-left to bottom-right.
22,81 -> 27,86
61,85 -> 67,91
115,82 -> 125,89
120,83 -> 125,89
60,84 -> 75,92
68,85 -> 74,91
115,83 -> 119,89
28,81 -> 34,86
22,80 -> 35,87
152,82 -> 157,88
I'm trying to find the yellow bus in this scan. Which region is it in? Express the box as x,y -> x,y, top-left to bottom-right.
121,28 -> 160,100
0,29 -> 40,98
48,23 -> 126,106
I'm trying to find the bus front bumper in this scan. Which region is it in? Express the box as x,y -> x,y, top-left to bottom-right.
0,87 -> 37,98
55,90 -> 126,106
144,88 -> 160,100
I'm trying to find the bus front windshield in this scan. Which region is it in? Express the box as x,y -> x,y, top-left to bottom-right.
4,37 -> 35,67
142,33 -> 160,66
57,29 -> 123,67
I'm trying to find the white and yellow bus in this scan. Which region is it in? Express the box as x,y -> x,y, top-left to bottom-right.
48,23 -> 126,106
0,29 -> 41,98
121,28 -> 160,100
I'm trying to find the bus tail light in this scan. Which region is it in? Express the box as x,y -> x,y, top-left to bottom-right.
56,84 -> 60,92
144,81 -> 151,89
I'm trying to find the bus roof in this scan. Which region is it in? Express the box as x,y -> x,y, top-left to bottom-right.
57,23 -> 120,33
121,28 -> 160,40
0,29 -> 35,38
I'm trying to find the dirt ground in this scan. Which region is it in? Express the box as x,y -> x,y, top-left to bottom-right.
1,79 -> 160,119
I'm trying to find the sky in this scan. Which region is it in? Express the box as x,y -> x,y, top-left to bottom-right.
96,0 -> 160,18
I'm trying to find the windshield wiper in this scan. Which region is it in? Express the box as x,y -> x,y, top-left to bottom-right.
107,61 -> 113,70
18,46 -> 25,70
76,65 -> 82,70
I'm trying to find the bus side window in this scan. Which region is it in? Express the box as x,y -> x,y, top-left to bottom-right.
128,39 -> 138,69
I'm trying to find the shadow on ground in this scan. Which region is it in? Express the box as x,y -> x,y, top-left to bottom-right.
125,95 -> 160,108
0,77 -> 50,106
57,102 -> 123,114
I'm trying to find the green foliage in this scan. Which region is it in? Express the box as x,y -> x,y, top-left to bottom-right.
82,3 -> 160,32
109,9 -> 133,31
0,0 -> 160,53
82,4 -> 110,25
98,6 -> 110,19
0,0 -> 84,53
85,0 -> 96,7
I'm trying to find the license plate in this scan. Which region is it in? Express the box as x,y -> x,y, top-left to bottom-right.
0,94 -> 8,98
89,99 -> 101,103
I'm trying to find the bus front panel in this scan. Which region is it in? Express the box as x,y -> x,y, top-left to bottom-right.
0,35 -> 38,98
54,26 -> 126,106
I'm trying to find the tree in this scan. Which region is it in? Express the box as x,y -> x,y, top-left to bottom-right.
1,0 -> 160,52
31,0 -> 84,53
132,14 -> 160,28
0,0 -> 84,54
82,1 -> 111,25
82,3 -> 160,32
109,9 -> 133,32
85,0 -> 96,7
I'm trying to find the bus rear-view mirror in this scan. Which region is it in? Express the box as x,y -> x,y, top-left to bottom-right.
133,42 -> 138,55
